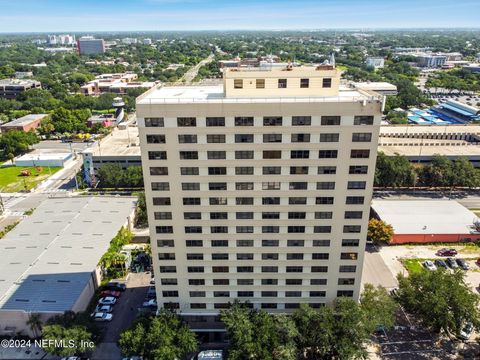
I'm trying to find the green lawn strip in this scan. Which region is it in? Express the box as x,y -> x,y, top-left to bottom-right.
400,257 -> 479,275
0,166 -> 61,192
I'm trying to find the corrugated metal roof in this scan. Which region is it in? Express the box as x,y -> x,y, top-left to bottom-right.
0,196 -> 136,313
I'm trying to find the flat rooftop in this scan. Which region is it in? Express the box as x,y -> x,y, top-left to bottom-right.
90,127 -> 140,157
1,114 -> 48,127
0,196 -> 136,313
380,125 -> 480,136
16,153 -> 72,161
137,84 -> 380,105
372,200 -> 479,235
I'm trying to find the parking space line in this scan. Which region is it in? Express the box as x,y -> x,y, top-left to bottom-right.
380,339 -> 433,345
381,349 -> 442,356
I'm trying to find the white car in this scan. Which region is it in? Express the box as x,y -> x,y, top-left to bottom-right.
423,260 -> 437,271
98,296 -> 117,305
458,322 -> 474,340
91,312 -> 113,322
95,304 -> 113,313
142,299 -> 158,308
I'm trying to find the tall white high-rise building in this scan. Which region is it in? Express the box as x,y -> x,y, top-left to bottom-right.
77,36 -> 105,55
137,65 -> 383,341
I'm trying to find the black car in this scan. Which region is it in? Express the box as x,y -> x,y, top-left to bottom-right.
456,258 -> 470,270
104,282 -> 127,292
446,257 -> 458,269
434,259 -> 448,269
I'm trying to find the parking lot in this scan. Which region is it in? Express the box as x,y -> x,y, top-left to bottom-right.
92,271 -> 152,360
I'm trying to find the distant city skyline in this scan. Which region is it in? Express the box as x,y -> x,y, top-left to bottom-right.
0,0 -> 479,33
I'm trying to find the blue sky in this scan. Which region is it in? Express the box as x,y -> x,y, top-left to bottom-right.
0,0 -> 479,32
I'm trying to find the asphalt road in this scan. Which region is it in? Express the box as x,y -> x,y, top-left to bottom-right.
92,272 -> 152,360
178,53 -> 215,84
361,245 -> 398,289
373,190 -> 480,209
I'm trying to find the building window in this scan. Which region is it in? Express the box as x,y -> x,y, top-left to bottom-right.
237,239 -> 254,246
313,240 -> 331,247
180,167 -> 199,175
262,240 -> 279,247
338,278 -> 355,285
150,167 -> 168,176
235,167 -> 254,175
256,79 -> 265,88
235,150 -> 254,159
263,134 -> 282,143
319,133 -> 339,142
346,196 -> 364,205
206,117 -> 225,127
235,117 -> 254,126
287,253 -> 304,260
262,226 -> 279,233
177,117 -> 196,127
160,266 -> 176,273
288,212 -> 306,219
152,182 -> 170,191
211,226 -> 228,233
157,239 -> 174,247
179,151 -> 198,160
339,265 -> 357,273
160,278 -> 177,285
214,279 -> 230,285
312,253 -> 329,260
209,182 -> 227,190
349,165 -> 368,174
208,151 -> 226,160
235,134 -> 254,143
236,182 -> 254,190
148,151 -> 167,160
315,211 -> 332,219
321,116 -> 341,125
292,116 -> 311,126
263,166 -> 281,175
234,79 -> 243,89
318,166 -> 336,175
311,266 -> 328,273
345,211 -> 363,219
187,253 -> 204,260
291,150 -> 309,159
237,266 -> 254,273
262,182 -> 281,190
238,291 -> 254,297
316,197 -> 334,205
237,253 -> 253,260
182,182 -> 200,191
236,226 -> 254,233
354,115 -> 374,125
191,303 -> 207,309
163,291 -> 179,297
289,197 -> 307,205
210,212 -> 228,220
212,253 -> 229,260
207,134 -> 226,143
290,166 -> 308,175
186,240 -> 203,247
278,79 -> 287,88
190,291 -> 206,297
286,266 -> 303,273
322,78 -> 332,88
155,226 -> 173,234
188,266 -> 204,273
261,291 -> 278,297
311,279 -> 327,285
319,150 -> 338,158
153,197 -> 171,206
347,181 -> 366,190
343,225 -> 361,233
208,167 -> 227,175
263,116 -> 283,126
145,117 -> 164,127
184,212 -> 201,220
214,291 -> 230,297
342,239 -> 360,247
262,212 -> 280,219
289,182 -> 308,190
314,226 -> 332,233
337,290 -> 354,297
262,253 -> 279,260
288,226 -> 305,233
262,266 -> 278,273
287,240 -> 304,246
317,182 -> 335,190
263,150 -> 282,159
185,226 -> 202,234
183,198 -> 201,205
189,279 -> 205,285
146,134 -> 165,144
352,133 -> 372,142
300,78 -> 309,88
291,133 -> 310,142
286,279 -> 302,285
178,134 -> 197,143
209,197 -> 227,205
212,240 -> 228,247
351,150 -> 370,158
310,291 -> 326,297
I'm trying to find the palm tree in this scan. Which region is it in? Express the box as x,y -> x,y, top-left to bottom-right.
27,313 -> 42,338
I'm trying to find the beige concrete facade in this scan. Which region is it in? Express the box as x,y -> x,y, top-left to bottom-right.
137,67 -> 383,331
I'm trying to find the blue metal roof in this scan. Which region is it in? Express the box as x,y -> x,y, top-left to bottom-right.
440,103 -> 477,118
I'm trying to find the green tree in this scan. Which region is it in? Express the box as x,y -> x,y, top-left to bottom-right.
451,157 -> 480,189
368,218 -> 394,245
375,152 -> 415,188
96,163 -> 125,188
124,166 -> 144,187
418,154 -> 453,187
26,313 -> 42,338
118,309 -> 197,360
360,284 -> 398,330
397,269 -> 480,336
0,129 -> 39,157
41,324 -> 95,356
135,192 -> 148,228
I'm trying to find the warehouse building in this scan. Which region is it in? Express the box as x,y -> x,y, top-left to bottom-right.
0,196 -> 136,337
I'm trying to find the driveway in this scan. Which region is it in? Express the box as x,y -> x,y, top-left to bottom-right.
92,272 -> 152,360
362,244 -> 398,290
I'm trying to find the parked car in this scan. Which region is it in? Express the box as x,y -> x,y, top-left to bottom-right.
146,286 -> 156,299
423,260 -> 437,271
98,296 -> 117,305
190,350 -> 224,360
436,248 -> 458,257
142,299 -> 158,309
458,322 -> 474,340
95,304 -> 113,313
434,259 -> 448,269
104,282 -> 127,292
446,257 -> 458,268
150,278 -> 155,285
91,312 -> 113,322
100,290 -> 121,298
456,258 -> 470,270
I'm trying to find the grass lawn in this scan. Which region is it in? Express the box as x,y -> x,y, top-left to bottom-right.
0,166 -> 61,192
401,259 -> 426,274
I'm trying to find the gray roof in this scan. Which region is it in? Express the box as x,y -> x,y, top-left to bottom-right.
1,114 -> 49,127
0,196 -> 136,313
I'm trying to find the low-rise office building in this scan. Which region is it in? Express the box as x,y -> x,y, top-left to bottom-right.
0,79 -> 41,99
77,36 -> 105,55
81,72 -> 157,96
0,196 -> 136,337
365,57 -> 385,69
0,114 -> 49,132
